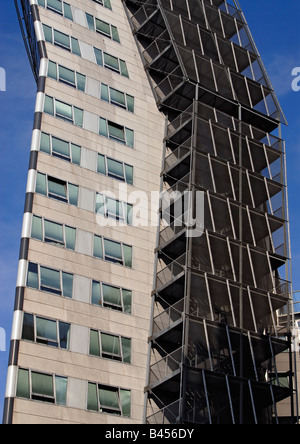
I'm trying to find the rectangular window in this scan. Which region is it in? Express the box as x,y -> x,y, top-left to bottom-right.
97,154 -> 133,185
92,0 -> 112,9
86,14 -> 120,42
87,383 -> 131,417
93,236 -> 133,268
22,313 -> 71,350
44,95 -> 83,127
96,193 -> 133,225
31,215 -> 76,250
99,118 -> 134,148
89,330 -> 131,363
100,84 -> 134,113
38,0 -> 73,20
36,172 -> 79,206
43,25 -> 81,56
27,262 -> 74,298
48,61 -> 86,92
93,47 -> 129,78
16,369 -> 67,406
40,132 -> 81,165
91,281 -> 132,314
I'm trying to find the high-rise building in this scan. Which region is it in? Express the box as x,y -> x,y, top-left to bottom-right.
3,0 -> 297,424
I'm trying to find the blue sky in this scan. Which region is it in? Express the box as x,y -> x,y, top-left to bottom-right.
0,0 -> 300,421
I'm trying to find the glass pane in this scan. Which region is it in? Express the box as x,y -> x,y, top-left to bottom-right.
36,317 -> 58,342
107,158 -> 124,180
108,122 -> 125,143
74,107 -> 83,127
120,60 -> 129,78
52,137 -> 70,159
47,0 -> 62,13
126,95 -> 134,113
86,13 -> 95,31
87,383 -> 98,411
96,19 -> 110,36
63,3 -> 73,20
71,144 -> 81,165
59,65 -> 75,86
44,219 -> 64,245
54,30 -> 70,50
125,204 -> 133,225
97,154 -> 106,175
125,165 -> 133,185
120,390 -> 131,417
17,369 -> 30,399
125,128 -> 134,148
71,38 -> 81,56
104,0 -> 112,9
99,386 -> 120,410
102,284 -> 121,307
40,266 -> 61,292
94,48 -> 103,66
32,372 -> 54,397
94,236 -> 103,259
22,313 -> 34,341
43,24 -> 53,43
111,26 -> 120,43
40,132 -> 51,154
110,88 -> 126,108
95,193 -> 105,215
48,61 -> 57,80
104,239 -> 122,262
31,216 -> 43,241
59,322 -> 70,349
99,117 -> 108,137
90,329 -> 100,356
121,338 -> 131,363
65,226 -> 76,250
55,376 -> 67,405
123,245 -> 132,268
36,172 -> 47,195
38,0 -> 45,7
100,84 -> 109,102
55,100 -> 73,121
27,262 -> 39,289
92,281 -> 102,306
101,333 -> 121,358
62,272 -> 73,298
48,177 -> 67,200
106,197 -> 123,220
76,73 -> 86,92
103,53 -> 119,72
44,95 -> 54,115
68,184 -> 79,206
122,289 -> 132,314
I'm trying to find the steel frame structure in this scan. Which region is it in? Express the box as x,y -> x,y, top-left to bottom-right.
123,0 -> 297,424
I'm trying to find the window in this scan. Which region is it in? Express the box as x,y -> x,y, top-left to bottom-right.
27,262 -> 74,298
86,13 -> 120,42
38,0 -> 73,20
48,61 -> 86,92
90,330 -> 131,363
93,47 -> 129,78
92,0 -> 112,9
16,369 -> 67,405
93,236 -> 133,268
44,95 -> 83,127
87,383 -> 131,417
22,313 -> 71,350
100,84 -> 134,112
40,132 -> 81,165
99,118 -> 134,148
36,172 -> 79,206
31,215 -> 76,250
91,281 -> 132,314
43,25 -> 81,56
97,154 -> 133,184
96,193 -> 133,225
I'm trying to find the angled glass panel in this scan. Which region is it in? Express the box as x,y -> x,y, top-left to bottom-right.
16,369 -> 30,399
87,383 -> 98,411
43,25 -> 53,43
96,19 -> 110,37
36,317 -> 58,345
90,329 -> 100,356
111,25 -> 120,43
101,333 -> 121,359
74,107 -> 83,127
31,215 -> 43,241
94,48 -> 103,66
27,262 -> 39,289
52,137 -> 70,160
47,0 -> 63,14
97,154 -> 106,175
48,61 -> 57,80
86,13 -> 95,31
40,132 -> 51,154
65,226 -> 76,250
120,390 -> 131,417
76,73 -> 86,92
71,38 -> 81,56
103,239 -> 123,264
102,284 -> 122,309
58,65 -> 75,87
101,84 -> 109,102
63,3 -> 73,20
103,53 -> 119,72
62,272 -> 73,298
122,289 -> 132,314
121,338 -> 131,364
54,30 -> 70,50
31,372 -> 54,399
110,88 -> 126,109
22,313 -> 34,342
48,177 -> 68,202
123,245 -> 132,268
71,144 -> 81,165
107,158 -> 124,181
94,235 -> 104,259
59,322 -> 70,349
44,96 -> 54,115
44,219 -> 64,246
124,164 -> 133,185
68,184 -> 79,206
55,100 -> 73,122
98,386 -> 120,413
55,376 -> 67,405
40,266 -> 61,294
92,281 -> 102,306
